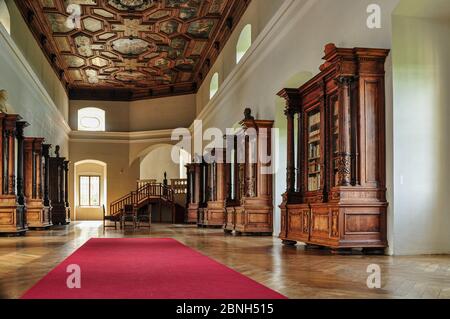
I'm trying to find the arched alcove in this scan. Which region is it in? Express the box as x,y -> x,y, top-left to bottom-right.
74,160 -> 107,221
139,144 -> 181,182
0,0 -> 11,35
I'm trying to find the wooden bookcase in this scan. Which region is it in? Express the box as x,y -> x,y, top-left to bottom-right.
24,137 -> 51,229
278,44 -> 389,251
0,115 -> 28,235
203,149 -> 226,228
49,146 -> 70,225
225,109 -> 274,235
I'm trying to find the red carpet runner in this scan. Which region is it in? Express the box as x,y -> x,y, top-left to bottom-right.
22,238 -> 286,299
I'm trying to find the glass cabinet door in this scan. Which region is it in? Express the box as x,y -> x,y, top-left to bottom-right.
307,109 -> 321,192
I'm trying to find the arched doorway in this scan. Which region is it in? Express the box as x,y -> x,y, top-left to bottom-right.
74,160 -> 107,221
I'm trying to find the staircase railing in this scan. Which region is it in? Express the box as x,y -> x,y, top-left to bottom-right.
109,182 -> 175,217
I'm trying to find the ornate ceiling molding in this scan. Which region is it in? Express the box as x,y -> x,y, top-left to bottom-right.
15,0 -> 250,101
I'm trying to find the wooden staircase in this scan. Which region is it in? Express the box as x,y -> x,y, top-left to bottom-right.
110,182 -> 180,224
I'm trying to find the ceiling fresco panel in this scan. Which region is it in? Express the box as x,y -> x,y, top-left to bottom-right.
15,0 -> 250,100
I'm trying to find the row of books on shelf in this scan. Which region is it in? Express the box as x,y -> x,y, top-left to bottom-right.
308,112 -> 321,137
309,129 -> 320,138
309,143 -> 321,159
308,175 -> 321,192
308,163 -> 321,174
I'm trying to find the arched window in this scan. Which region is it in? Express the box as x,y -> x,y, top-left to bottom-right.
78,107 -> 105,131
209,72 -> 219,99
236,24 -> 252,63
0,0 -> 11,35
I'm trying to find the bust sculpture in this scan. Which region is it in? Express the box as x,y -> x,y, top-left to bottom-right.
244,108 -> 254,120
0,89 -> 9,114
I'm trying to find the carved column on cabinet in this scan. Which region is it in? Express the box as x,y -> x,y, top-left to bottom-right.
4,118 -> 16,196
216,161 -> 225,204
63,160 -> 70,208
193,163 -> 201,205
16,121 -> 28,205
335,76 -> 355,187
32,140 -> 37,199
256,122 -> 273,199
186,162 -> 200,224
241,108 -> 255,198
210,160 -> 216,202
35,140 -> 44,200
23,138 -> 34,201
277,89 -> 301,195
42,144 -> 51,207
296,111 -> 303,193
186,164 -> 192,206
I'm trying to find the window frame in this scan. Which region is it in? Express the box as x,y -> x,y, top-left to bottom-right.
209,72 -> 219,99
78,175 -> 101,207
236,24 -> 252,64
0,0 -> 11,35
77,107 -> 106,132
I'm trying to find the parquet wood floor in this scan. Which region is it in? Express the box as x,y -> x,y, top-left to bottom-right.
0,222 -> 449,299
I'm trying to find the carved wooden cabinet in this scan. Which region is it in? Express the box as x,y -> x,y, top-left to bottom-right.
49,146 -> 70,225
24,138 -> 51,229
278,44 -> 389,251
225,109 -> 274,235
0,115 -> 28,235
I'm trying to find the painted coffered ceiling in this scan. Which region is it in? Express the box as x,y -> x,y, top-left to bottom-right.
15,0 -> 250,100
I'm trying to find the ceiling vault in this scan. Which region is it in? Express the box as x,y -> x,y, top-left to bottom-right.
15,0 -> 250,101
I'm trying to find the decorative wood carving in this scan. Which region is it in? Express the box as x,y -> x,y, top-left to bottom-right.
278,44 -> 389,251
15,0 -> 251,101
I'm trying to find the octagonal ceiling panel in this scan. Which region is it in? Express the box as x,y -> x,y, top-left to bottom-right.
17,0 -> 250,100
82,17 -> 103,32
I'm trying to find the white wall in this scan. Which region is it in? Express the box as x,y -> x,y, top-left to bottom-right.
70,94 -> 196,132
392,15 -> 450,255
0,3 -> 69,156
